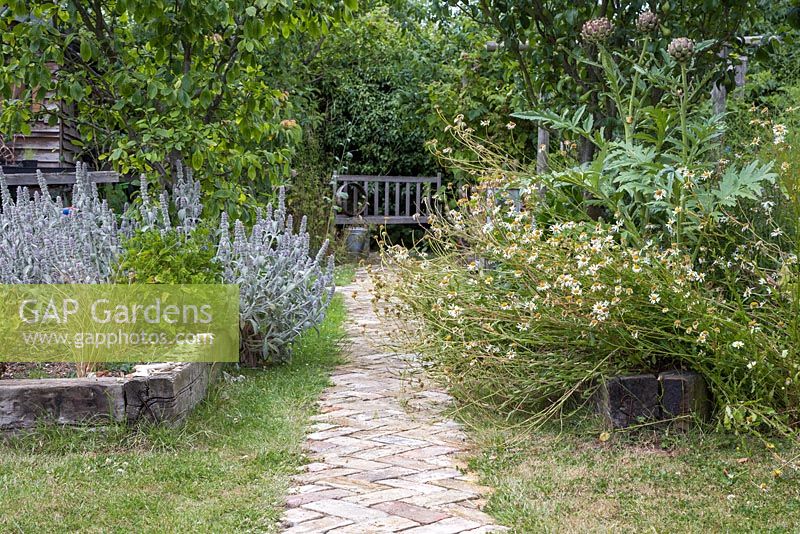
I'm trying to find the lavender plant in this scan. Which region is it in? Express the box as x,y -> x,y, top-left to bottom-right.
215,188 -> 336,365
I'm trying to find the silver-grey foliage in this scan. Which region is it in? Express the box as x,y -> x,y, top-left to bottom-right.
215,187 -> 336,364
172,166 -> 202,236
0,163 -> 121,283
0,165 -> 335,363
127,166 -> 202,238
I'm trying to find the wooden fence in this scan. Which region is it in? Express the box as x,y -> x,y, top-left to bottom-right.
333,173 -> 441,225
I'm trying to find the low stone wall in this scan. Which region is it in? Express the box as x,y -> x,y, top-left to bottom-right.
0,362 -> 219,431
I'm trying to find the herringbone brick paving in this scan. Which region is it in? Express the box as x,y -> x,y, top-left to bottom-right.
280,269 -> 507,533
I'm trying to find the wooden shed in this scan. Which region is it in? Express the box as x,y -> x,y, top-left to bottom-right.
1,71 -> 117,186
0,115 -> 118,187
4,117 -> 80,169
0,17 -> 117,186
0,65 -> 80,170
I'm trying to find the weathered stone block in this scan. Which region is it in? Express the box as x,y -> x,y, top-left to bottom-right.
659,371 -> 709,425
595,374 -> 660,428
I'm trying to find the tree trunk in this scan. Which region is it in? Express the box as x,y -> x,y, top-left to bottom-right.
239,322 -> 266,368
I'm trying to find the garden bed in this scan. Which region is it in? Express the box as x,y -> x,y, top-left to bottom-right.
1,362 -> 80,380
0,362 -> 219,431
0,362 -> 134,380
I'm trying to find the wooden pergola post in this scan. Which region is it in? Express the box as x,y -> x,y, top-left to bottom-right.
536,126 -> 549,174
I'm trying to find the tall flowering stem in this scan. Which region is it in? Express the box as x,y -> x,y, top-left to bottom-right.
676,62 -> 690,247
625,35 -> 651,144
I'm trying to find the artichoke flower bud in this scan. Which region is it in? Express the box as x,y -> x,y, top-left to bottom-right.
668,37 -> 695,62
636,11 -> 659,33
581,17 -> 614,44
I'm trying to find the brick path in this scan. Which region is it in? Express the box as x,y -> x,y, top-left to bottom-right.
281,269 -> 507,533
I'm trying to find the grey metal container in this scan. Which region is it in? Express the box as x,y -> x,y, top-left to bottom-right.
345,227 -> 370,256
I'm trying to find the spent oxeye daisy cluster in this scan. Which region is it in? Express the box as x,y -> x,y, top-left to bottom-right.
744,106 -> 792,151
772,123 -> 787,145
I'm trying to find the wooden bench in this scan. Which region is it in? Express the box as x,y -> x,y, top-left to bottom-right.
333,173 -> 441,225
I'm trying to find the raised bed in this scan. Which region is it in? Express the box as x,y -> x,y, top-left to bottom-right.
0,362 -> 219,431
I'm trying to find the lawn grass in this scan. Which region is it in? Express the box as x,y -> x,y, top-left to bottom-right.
334,263 -> 357,286
0,295 -> 346,533
464,411 -> 800,533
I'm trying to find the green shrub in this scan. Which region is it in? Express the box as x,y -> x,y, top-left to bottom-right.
115,227 -> 221,285
311,5 -> 438,177
286,129 -> 336,252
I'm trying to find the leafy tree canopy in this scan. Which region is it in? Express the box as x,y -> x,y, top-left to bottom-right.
0,0 -> 356,215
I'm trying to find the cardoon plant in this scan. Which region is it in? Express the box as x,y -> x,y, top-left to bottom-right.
580,17 -> 614,43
